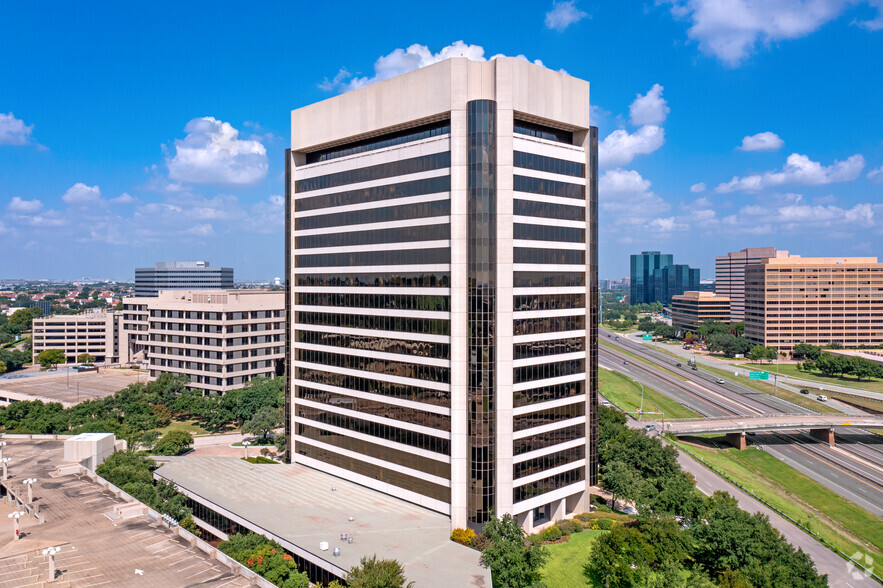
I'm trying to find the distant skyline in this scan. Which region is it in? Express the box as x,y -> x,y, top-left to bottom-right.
2,1 -> 882,280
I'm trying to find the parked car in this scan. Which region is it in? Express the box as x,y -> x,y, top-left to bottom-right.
817,395 -> 828,402
800,389 -> 810,394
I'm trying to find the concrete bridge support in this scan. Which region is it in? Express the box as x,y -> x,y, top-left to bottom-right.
810,428 -> 835,446
726,432 -> 747,450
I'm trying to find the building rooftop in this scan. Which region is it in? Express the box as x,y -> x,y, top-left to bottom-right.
155,457 -> 491,587
761,256 -> 879,266
673,291 -> 730,302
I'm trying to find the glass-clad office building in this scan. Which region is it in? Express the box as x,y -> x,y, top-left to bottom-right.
286,57 -> 598,532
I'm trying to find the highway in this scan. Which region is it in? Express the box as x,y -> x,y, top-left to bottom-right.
599,328 -> 883,518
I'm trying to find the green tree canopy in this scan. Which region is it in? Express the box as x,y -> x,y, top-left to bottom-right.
479,513 -> 548,588
36,348 -> 66,368
77,353 -> 97,364
242,406 -> 280,440
347,555 -> 414,588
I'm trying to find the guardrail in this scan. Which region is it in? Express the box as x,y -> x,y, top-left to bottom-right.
669,436 -> 882,585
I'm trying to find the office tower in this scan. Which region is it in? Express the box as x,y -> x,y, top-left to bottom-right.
119,290 -> 284,393
134,261 -> 233,297
744,257 -> 883,352
32,312 -> 119,364
286,57 -> 598,532
652,264 -> 700,305
670,291 -> 731,332
630,251 -> 672,304
715,247 -> 796,321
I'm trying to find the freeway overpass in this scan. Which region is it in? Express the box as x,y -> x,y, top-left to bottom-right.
660,414 -> 883,449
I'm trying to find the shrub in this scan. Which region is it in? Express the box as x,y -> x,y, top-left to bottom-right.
450,527 -> 476,546
556,519 -> 582,535
539,525 -> 562,542
597,518 -> 614,530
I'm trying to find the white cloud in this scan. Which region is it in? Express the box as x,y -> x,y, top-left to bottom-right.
166,117 -> 268,185
690,182 -> 706,193
545,1 -> 589,31
62,183 -> 102,205
662,0 -> 871,66
7,196 -> 43,213
112,192 -> 136,204
868,165 -> 883,182
0,112 -> 35,146
599,169 -> 672,228
722,200 -> 881,234
599,125 -> 665,167
715,153 -> 865,192
629,84 -> 670,126
739,131 -> 784,151
185,223 -> 214,237
855,0 -> 883,29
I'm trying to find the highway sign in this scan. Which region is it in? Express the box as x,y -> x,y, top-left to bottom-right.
642,334 -> 652,341
749,371 -> 769,380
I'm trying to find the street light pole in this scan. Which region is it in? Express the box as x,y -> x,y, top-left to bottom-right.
0,441 -> 7,459
24,478 -> 37,504
1,457 -> 10,481
8,511 -> 23,540
42,546 -> 60,582
243,440 -> 250,460
639,384 -> 645,419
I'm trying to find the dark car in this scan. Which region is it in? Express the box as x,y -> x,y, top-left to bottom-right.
675,362 -> 682,367
800,389 -> 809,394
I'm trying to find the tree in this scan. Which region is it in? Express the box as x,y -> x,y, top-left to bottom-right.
763,347 -> 778,363
749,345 -> 767,363
0,360 -> 5,375
7,308 -> 40,334
347,555 -> 413,588
792,343 -> 822,361
601,460 -> 646,510
36,349 -> 66,369
479,513 -> 548,588
77,353 -> 96,364
241,406 -> 280,441
152,430 -> 193,456
584,524 -> 656,588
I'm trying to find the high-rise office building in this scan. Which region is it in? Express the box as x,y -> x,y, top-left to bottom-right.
715,247 -> 796,321
744,257 -> 883,352
653,264 -> 700,305
286,57 -> 598,532
135,261 -> 233,297
630,252 -> 699,305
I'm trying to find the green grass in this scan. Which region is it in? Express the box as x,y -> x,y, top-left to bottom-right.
673,438 -> 883,564
740,361 -> 883,393
541,530 -> 607,588
156,420 -> 211,437
699,363 -> 843,415
241,456 -> 278,464
233,439 -> 275,446
599,367 -> 700,420
601,322 -> 639,333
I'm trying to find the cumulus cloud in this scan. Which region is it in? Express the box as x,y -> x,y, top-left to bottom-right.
868,165 -> 883,182
166,117 -> 268,185
62,183 -> 102,205
662,0 -> 877,66
599,169 -> 672,230
629,84 -> 670,126
0,112 -> 35,146
545,1 -> 589,31
7,196 -> 43,214
739,131 -> 784,151
715,153 -> 865,192
599,125 -> 665,167
112,192 -> 136,204
690,182 -> 706,193
722,199 -> 881,235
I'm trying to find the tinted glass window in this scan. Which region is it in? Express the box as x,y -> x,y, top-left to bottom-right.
514,199 -> 584,222
514,223 -> 584,243
305,121 -> 450,164
296,176 -> 450,212
296,247 -> 450,268
296,223 -> 449,249
513,119 -> 573,144
514,176 -> 584,200
295,199 -> 450,231
295,152 -> 451,193
514,248 -> 585,265
296,272 -> 450,288
514,151 -> 584,177
295,368 -> 450,406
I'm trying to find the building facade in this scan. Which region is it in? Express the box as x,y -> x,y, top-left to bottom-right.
135,261 -> 233,297
744,257 -> 883,352
715,247 -> 796,322
32,312 -> 119,364
671,291 -> 730,332
121,290 -> 284,394
653,264 -> 700,305
630,251 -> 672,305
286,57 -> 598,532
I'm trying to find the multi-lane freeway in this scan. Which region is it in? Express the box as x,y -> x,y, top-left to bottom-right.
599,328 -> 883,518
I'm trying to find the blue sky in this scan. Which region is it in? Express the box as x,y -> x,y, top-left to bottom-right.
2,0 -> 882,281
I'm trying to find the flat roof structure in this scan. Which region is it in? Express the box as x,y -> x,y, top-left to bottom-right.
155,456 -> 491,586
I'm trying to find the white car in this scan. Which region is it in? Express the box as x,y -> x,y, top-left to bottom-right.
716,379 -> 725,385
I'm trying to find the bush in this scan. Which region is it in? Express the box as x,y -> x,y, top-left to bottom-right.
220,533 -> 309,588
538,525 -> 562,542
152,430 -> 193,456
557,519 -> 582,535
451,528 -> 476,546
597,518 -> 614,530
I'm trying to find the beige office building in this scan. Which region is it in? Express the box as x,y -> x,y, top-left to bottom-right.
121,290 -> 285,394
32,312 -> 119,364
671,291 -> 730,332
287,57 -> 598,532
715,247 -> 797,321
744,257 -> 883,352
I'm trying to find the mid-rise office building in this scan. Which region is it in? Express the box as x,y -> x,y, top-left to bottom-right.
32,312 -> 119,364
135,261 -> 233,297
744,257 -> 883,352
121,290 -> 284,394
671,291 -> 730,332
653,264 -> 700,305
630,252 -> 699,305
715,247 -> 796,322
286,57 -> 598,532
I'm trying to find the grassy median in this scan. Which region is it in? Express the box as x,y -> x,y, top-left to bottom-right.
673,438 -> 883,564
742,361 -> 883,394
599,367 -> 699,420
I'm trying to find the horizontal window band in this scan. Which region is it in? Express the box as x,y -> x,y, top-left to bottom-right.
296,224 -> 450,250
296,152 -> 451,193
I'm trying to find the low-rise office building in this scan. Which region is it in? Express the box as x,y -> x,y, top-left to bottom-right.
744,257 -> 883,352
32,312 -> 119,364
671,291 -> 730,332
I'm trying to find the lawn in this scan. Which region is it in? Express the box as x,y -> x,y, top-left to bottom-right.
741,361 -> 883,394
673,438 -> 883,564
599,368 -> 700,420
541,530 -> 607,588
156,420 -> 211,437
601,322 -> 639,333
699,363 -> 843,415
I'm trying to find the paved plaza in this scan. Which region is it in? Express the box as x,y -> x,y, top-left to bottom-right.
0,439 -> 251,588
0,368 -> 145,407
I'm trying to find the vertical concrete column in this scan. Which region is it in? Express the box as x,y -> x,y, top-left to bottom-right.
726,432 -> 747,450
448,62 -> 470,529
552,498 -> 566,522
809,428 -> 835,446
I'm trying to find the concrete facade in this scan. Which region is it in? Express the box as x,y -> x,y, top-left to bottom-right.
715,247 -> 796,322
135,261 -> 233,297
287,57 -> 597,532
744,257 -> 883,352
32,311 -> 119,364
671,291 -> 731,332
